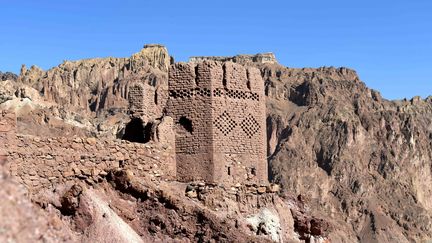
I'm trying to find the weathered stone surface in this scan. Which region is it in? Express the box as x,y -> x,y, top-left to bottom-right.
131,44 -> 171,72
186,190 -> 197,198
257,186 -> 267,194
267,183 -> 280,193
60,184 -> 83,215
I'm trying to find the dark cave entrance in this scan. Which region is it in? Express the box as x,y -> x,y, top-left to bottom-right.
122,118 -> 152,143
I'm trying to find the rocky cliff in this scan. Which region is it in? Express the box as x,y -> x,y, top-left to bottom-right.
18,44 -> 170,116
261,63 -> 432,242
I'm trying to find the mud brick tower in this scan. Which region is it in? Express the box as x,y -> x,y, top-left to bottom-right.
166,61 -> 267,185
128,82 -> 158,119
127,73 -> 168,121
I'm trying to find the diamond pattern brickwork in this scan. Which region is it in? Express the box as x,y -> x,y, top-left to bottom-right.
240,114 -> 260,138
215,111 -> 237,136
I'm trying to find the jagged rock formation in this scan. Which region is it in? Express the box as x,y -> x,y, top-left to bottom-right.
0,71 -> 17,81
261,63 -> 432,242
131,44 -> 172,72
0,45 -> 170,139
189,52 -> 277,65
18,44 -> 170,116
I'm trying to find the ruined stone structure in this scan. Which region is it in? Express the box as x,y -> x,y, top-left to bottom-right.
166,61 -> 267,185
128,81 -> 160,120
1,111 -> 176,194
126,72 -> 168,121
3,134 -> 176,194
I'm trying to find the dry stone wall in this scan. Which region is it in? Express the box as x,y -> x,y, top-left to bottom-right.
3,133 -> 175,194
166,61 -> 267,185
0,111 -> 16,164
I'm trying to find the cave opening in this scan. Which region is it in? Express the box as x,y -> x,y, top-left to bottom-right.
122,118 -> 152,143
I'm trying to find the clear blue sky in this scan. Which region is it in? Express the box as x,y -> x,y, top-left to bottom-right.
1,0 -> 431,100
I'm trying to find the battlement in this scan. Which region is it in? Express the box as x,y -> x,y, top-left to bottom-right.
166,61 -> 267,185
168,61 -> 263,97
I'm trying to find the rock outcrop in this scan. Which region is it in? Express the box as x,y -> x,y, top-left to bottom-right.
131,44 -> 172,72
18,44 -> 170,116
189,52 -> 277,65
0,71 -> 17,81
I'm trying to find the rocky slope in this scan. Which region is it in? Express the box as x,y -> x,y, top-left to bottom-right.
261,63 -> 432,242
0,163 -> 76,242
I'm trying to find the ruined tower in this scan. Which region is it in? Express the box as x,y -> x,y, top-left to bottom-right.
127,72 -> 168,121
166,61 -> 267,185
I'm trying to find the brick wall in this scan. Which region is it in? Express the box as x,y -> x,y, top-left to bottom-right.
166,63 -> 214,182
211,62 -> 267,185
166,61 -> 267,185
127,74 -> 168,121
